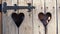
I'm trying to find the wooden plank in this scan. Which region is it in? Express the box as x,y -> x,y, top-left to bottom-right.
45,0 -> 56,34
0,0 -> 2,34
0,12 -> 2,34
57,0 -> 60,34
18,0 -> 33,34
2,0 -> 18,34
33,0 -> 45,34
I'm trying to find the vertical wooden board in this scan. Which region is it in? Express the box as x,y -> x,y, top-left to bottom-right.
18,0 -> 33,34
0,0 -> 2,34
33,0 -> 45,34
45,0 -> 56,34
57,0 -> 60,34
0,12 -> 2,34
2,0 -> 18,34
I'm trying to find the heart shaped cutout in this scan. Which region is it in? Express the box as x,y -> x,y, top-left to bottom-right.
38,12 -> 52,26
11,13 -> 25,27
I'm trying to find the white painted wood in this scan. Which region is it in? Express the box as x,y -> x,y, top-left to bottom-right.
45,0 -> 56,34
33,0 -> 45,34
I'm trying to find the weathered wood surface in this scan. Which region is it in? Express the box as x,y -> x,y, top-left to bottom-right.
33,0 -> 45,34
33,0 -> 57,34
45,0 -> 56,34
2,0 -> 18,34
2,0 -> 33,34
2,0 -> 59,34
18,0 -> 33,34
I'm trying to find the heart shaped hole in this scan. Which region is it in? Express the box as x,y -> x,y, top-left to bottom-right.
38,12 -> 52,26
11,13 -> 25,27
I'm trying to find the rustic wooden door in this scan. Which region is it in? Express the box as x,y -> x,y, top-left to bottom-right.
2,0 -> 33,34
33,0 -> 57,34
2,0 -> 59,34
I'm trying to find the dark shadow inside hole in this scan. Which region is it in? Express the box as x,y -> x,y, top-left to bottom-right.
11,13 -> 25,27
0,4 -> 2,12
46,12 -> 52,22
38,12 -> 52,34
38,12 -> 52,26
38,12 -> 44,20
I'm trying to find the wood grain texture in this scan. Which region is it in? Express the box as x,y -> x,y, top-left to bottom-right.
45,0 -> 56,34
2,0 -> 18,34
33,0 -> 45,34
33,0 -> 57,34
2,0 -> 33,34
2,0 -> 59,34
18,0 -> 33,34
